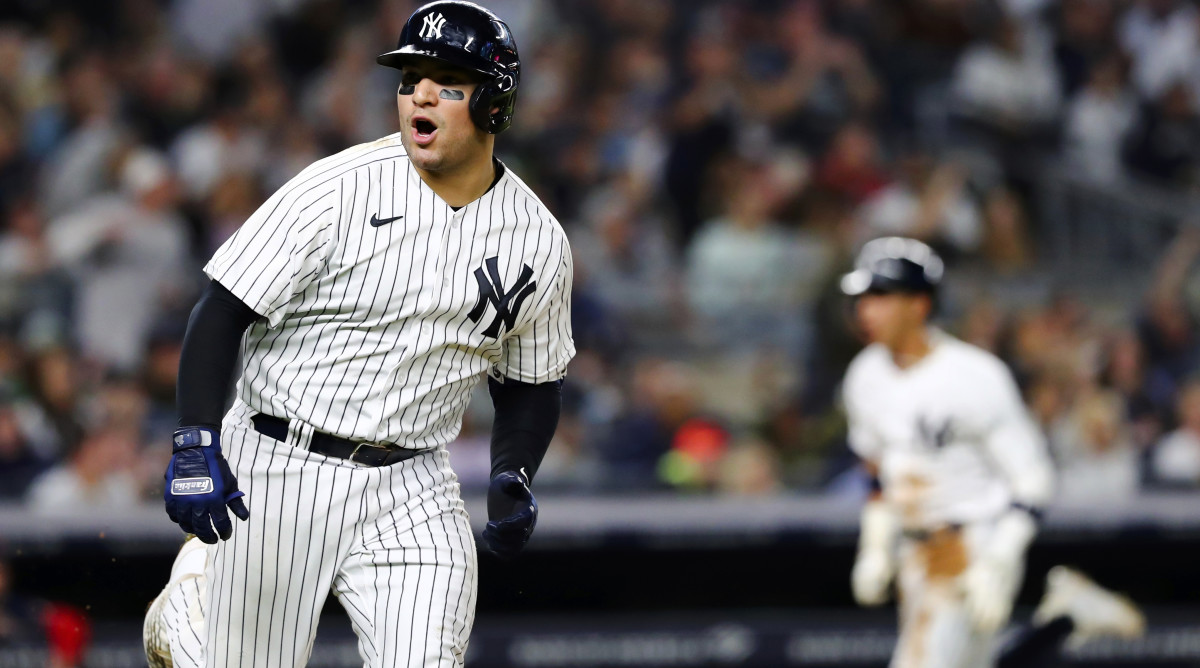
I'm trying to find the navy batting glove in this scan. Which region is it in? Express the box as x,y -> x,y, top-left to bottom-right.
482,470 -> 538,559
164,427 -> 249,544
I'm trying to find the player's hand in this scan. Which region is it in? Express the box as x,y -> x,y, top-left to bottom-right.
481,470 -> 537,559
164,427 -> 250,544
851,549 -> 895,606
963,557 -> 1019,633
852,498 -> 897,606
963,510 -> 1036,633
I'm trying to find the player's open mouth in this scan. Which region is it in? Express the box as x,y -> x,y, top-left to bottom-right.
412,117 -> 438,146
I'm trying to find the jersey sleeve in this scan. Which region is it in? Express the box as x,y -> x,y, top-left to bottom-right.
842,355 -> 885,462
976,358 -> 1055,508
204,172 -> 340,327
491,236 -> 575,384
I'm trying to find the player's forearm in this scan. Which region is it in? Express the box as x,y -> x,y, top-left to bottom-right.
857,496 -> 898,554
986,418 -> 1056,511
177,280 -> 261,428
487,376 -> 561,482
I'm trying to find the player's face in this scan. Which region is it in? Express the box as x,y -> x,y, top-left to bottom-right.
396,60 -> 489,173
855,292 -> 928,347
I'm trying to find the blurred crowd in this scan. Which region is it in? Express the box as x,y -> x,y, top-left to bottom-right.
2,0 -> 1200,512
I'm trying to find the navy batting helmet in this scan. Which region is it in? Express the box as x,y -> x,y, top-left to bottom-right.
377,1 -> 520,134
840,237 -> 944,297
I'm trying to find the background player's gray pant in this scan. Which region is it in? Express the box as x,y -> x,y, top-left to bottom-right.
199,400 -> 478,667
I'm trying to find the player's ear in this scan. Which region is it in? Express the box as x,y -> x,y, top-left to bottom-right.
918,294 -> 934,321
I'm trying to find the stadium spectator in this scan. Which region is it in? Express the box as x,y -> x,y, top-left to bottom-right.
748,0 -> 881,150
1063,51 -> 1138,183
813,122 -> 889,204
24,420 -> 142,513
1137,227 -> 1200,406
1053,0 -> 1120,96
170,73 -> 267,202
21,347 -> 82,458
1118,0 -> 1199,101
45,148 -> 190,371
0,397 -> 49,500
1101,329 -> 1164,449
978,186 -> 1034,274
572,180 -> 680,331
36,51 -> 123,219
858,149 -> 983,256
685,160 -> 811,350
1152,378 -> 1200,487
594,359 -> 696,490
951,11 -> 1062,141
1123,80 -> 1200,187
1052,389 -> 1141,502
0,199 -> 70,345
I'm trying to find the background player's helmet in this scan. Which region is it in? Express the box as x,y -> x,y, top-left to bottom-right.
377,0 -> 520,134
840,237 -> 944,297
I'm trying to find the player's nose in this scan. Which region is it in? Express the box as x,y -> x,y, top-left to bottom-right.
411,77 -> 439,106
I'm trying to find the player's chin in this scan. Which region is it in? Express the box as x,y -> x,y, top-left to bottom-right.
409,150 -> 445,172
404,141 -> 443,171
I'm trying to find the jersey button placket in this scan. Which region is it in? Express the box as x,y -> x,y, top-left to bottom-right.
443,209 -> 462,289
435,207 -> 463,291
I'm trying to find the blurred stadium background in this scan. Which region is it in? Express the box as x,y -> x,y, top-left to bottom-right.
2,0 -> 1200,665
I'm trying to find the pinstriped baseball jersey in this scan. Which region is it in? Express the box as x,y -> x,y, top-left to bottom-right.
205,133 -> 575,448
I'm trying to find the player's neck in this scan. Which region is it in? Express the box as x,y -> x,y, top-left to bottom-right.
888,327 -> 933,369
415,150 -> 498,208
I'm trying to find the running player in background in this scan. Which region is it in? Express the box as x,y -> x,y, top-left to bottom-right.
840,237 -> 1141,667
143,2 -> 574,666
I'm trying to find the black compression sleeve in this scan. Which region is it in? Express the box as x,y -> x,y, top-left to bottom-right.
488,377 -> 562,482
177,280 -> 262,428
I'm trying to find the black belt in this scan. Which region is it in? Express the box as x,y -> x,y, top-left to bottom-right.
902,524 -> 963,542
250,413 -> 427,467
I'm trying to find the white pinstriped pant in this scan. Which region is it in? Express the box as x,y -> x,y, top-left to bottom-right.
891,523 -> 1004,668
163,400 -> 478,668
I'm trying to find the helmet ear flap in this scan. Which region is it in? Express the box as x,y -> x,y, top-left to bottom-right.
468,74 -> 518,134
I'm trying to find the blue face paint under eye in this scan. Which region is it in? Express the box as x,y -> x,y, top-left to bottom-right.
398,84 -> 415,95
440,89 -> 465,101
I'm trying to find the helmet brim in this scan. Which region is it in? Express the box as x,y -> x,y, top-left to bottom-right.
376,45 -> 496,78
840,269 -> 934,297
840,269 -> 875,296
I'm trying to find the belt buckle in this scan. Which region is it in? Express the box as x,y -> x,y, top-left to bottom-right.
349,441 -> 389,463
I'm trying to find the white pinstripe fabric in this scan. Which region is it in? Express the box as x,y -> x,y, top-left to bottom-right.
151,132 -> 570,667
198,401 -> 477,668
144,538 -> 208,668
204,134 -> 574,448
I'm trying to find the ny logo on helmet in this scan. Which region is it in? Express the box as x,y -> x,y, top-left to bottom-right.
420,12 -> 447,40
468,256 -> 537,339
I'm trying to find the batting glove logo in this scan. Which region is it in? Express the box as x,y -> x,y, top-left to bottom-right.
164,426 -> 249,544
171,477 -> 215,495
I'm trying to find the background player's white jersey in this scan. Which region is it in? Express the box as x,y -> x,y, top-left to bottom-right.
206,133 -> 574,448
843,330 -> 1053,529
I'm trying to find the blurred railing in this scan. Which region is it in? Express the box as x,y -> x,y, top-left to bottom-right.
5,493 -> 1200,553
1035,164 -> 1200,291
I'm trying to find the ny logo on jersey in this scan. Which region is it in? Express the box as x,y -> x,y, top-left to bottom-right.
420,12 -> 447,40
917,416 -> 954,450
468,256 -> 537,338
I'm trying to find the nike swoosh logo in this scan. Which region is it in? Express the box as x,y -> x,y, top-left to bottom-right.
370,213 -> 403,227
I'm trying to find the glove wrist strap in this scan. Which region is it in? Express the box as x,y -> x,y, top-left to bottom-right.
172,426 -> 219,453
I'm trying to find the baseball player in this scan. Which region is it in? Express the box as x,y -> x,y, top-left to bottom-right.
143,2 -> 574,666
840,237 -> 1055,667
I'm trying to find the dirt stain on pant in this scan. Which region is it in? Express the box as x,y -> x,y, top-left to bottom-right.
917,527 -> 968,580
